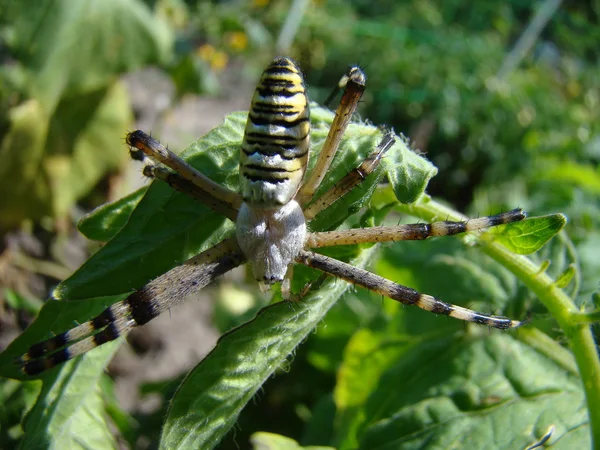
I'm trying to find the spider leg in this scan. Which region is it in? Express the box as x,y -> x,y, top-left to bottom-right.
296,250 -> 522,329
303,132 -> 395,220
126,130 -> 243,216
323,68 -> 356,107
143,165 -> 238,221
306,209 -> 526,247
21,238 -> 245,375
297,66 -> 367,205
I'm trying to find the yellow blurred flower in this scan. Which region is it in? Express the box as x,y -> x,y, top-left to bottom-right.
253,0 -> 269,7
211,51 -> 228,72
197,44 -> 228,72
226,31 -> 248,52
197,44 -> 216,60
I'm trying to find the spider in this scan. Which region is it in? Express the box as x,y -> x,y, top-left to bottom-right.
20,57 -> 526,375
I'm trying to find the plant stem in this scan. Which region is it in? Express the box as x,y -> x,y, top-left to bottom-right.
570,310 -> 600,324
276,0 -> 310,54
396,196 -> 600,448
496,0 -> 563,79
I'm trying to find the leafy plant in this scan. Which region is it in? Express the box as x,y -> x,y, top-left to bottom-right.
0,0 -> 172,230
1,104 -> 595,449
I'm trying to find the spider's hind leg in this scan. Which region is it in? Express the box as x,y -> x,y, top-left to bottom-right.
20,238 -> 245,375
296,250 -> 522,329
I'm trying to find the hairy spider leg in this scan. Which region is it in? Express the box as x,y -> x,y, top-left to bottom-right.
297,66 -> 367,205
296,250 -> 522,329
142,165 -> 238,221
126,130 -> 243,217
303,132 -> 396,220
21,239 -> 245,375
306,209 -> 526,247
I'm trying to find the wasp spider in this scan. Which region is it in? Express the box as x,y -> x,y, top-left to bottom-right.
21,57 -> 526,375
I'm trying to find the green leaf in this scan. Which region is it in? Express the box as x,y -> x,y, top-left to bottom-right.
250,431 -> 335,450
333,329 -> 411,448
555,264 -> 576,289
0,82 -> 133,229
0,100 -> 50,230
46,82 -> 133,218
5,0 -> 172,110
493,214 -> 567,255
302,393 -> 337,445
159,247 -> 378,449
0,378 -> 40,446
335,333 -> 588,449
19,341 -> 121,450
78,187 -> 147,241
4,288 -> 44,315
381,134 -> 437,204
535,160 -> 600,195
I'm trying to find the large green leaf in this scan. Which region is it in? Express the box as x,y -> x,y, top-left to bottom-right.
334,333 -> 588,449
160,246 -> 379,449
0,99 -> 50,230
47,82 -> 134,218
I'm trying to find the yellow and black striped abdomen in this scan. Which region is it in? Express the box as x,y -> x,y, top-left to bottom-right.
240,57 -> 310,206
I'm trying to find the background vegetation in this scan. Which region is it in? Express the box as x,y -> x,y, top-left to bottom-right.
0,0 -> 598,449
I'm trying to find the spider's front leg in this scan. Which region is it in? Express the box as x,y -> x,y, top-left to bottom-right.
297,65 -> 367,206
126,130 -> 243,220
142,165 -> 239,221
303,132 -> 396,220
296,250 -> 522,329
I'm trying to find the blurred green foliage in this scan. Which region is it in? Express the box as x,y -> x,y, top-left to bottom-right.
0,0 -> 172,230
1,0 -> 598,449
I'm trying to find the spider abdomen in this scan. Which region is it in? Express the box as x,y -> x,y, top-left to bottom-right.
240,57 -> 310,207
